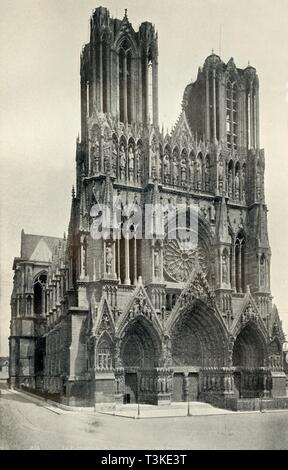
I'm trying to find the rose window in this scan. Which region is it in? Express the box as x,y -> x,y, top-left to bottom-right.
163,230 -> 209,282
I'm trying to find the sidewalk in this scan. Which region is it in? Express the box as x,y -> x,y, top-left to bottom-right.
96,401 -> 236,419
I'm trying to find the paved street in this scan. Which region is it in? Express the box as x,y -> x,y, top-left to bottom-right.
0,387 -> 288,450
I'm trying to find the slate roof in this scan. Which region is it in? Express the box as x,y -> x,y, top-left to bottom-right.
20,231 -> 64,261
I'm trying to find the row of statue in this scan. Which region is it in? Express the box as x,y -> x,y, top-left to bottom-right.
89,137 -> 262,200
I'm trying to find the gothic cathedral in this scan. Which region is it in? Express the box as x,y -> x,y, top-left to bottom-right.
9,7 -> 288,410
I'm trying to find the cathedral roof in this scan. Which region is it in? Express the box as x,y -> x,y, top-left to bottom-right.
20,230 -> 64,262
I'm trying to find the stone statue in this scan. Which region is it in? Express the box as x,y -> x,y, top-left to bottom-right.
196,159 -> 202,190
128,146 -> 134,181
222,252 -> 228,284
241,168 -> 246,202
112,140 -> 117,176
136,146 -> 142,183
189,159 -> 194,186
163,153 -> 170,183
218,159 -> 224,192
228,170 -> 233,198
180,159 -> 187,185
92,140 -> 100,174
154,250 -> 160,279
235,172 -> 240,200
172,158 -> 178,185
106,245 -> 113,275
119,144 -> 126,180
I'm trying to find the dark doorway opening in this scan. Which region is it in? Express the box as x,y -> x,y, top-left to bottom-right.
124,373 -> 137,404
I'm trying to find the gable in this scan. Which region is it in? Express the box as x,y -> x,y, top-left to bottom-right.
29,238 -> 52,262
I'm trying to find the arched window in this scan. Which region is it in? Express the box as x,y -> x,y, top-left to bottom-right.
118,39 -> 133,124
227,80 -> 238,149
228,159 -> 234,198
235,233 -> 245,293
127,50 -> 133,123
147,52 -> 153,122
33,273 -> 47,315
260,253 -> 267,289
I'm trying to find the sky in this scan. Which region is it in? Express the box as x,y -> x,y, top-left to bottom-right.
0,0 -> 288,355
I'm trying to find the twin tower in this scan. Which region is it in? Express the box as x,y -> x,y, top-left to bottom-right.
10,7 -> 287,409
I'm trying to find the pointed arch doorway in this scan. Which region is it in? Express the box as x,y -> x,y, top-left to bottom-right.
120,316 -> 161,404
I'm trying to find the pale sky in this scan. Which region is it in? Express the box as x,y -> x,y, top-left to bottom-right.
1,0 -> 288,355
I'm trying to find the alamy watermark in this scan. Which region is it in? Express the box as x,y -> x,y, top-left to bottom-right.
90,200 -> 199,249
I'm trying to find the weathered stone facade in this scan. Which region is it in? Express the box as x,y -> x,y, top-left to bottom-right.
9,7 -> 287,409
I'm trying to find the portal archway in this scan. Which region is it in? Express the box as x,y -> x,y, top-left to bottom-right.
170,300 -> 227,368
169,299 -> 228,402
120,316 -> 161,404
232,322 -> 268,398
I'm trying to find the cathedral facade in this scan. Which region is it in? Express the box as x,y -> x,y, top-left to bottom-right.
9,7 -> 288,410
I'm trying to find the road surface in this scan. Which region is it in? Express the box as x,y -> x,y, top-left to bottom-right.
0,387 -> 287,450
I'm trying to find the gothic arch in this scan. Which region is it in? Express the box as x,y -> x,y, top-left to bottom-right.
169,299 -> 229,368
232,321 -> 268,368
235,231 -> 246,293
96,331 -> 114,370
117,37 -> 137,123
119,316 -> 161,368
115,34 -> 138,57
33,271 -> 47,316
